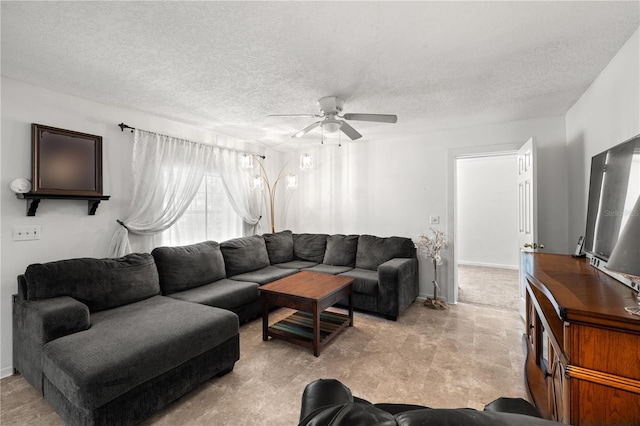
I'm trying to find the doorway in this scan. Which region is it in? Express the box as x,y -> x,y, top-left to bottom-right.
455,153 -> 520,311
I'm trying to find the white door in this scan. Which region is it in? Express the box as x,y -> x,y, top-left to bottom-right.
517,138 -> 542,319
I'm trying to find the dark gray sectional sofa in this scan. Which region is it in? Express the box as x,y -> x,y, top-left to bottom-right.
13,231 -> 417,425
155,231 -> 417,321
151,231 -> 418,321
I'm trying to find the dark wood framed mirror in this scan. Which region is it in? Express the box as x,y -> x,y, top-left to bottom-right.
31,124 -> 103,196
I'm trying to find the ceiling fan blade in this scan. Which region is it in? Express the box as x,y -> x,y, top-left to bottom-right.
268,114 -> 319,118
343,113 -> 397,123
340,121 -> 362,140
292,121 -> 321,138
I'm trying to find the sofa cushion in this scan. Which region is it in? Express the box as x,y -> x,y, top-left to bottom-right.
304,264 -> 353,275
151,241 -> 226,295
167,278 -> 259,310
339,268 -> 378,295
263,230 -> 294,264
323,234 -> 359,267
229,266 -> 298,285
220,235 -> 271,276
355,235 -> 416,271
41,295 -> 238,410
293,233 -> 329,263
275,260 -> 318,270
23,253 -> 160,312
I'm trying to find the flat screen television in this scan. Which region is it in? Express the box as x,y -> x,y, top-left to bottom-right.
583,134 -> 640,270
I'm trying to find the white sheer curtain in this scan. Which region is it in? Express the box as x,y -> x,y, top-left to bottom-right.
156,174 -> 243,246
108,129 -> 215,257
215,149 -> 264,235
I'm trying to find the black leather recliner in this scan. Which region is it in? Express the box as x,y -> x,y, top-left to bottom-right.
298,379 -> 563,426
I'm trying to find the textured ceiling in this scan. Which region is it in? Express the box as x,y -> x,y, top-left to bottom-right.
2,1 -> 639,150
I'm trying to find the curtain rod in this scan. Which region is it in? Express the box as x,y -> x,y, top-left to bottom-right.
117,122 -> 265,159
118,123 -> 135,133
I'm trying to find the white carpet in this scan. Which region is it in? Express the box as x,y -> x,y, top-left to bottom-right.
458,265 -> 520,311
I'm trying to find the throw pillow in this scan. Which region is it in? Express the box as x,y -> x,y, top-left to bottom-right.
24,253 -> 160,312
262,230 -> 294,264
323,234 -> 359,267
220,235 -> 271,276
151,241 -> 226,295
293,233 -> 329,263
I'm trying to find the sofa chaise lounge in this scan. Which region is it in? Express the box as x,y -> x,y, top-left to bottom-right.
13,253 -> 239,426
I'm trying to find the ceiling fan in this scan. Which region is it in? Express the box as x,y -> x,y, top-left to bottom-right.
269,96 -> 397,141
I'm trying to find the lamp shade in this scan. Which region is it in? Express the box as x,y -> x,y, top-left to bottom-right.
300,153 -> 313,171
286,174 -> 298,190
252,175 -> 264,191
239,153 -> 254,170
607,195 -> 640,278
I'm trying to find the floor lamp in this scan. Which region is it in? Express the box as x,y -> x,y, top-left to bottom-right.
240,154 -> 306,234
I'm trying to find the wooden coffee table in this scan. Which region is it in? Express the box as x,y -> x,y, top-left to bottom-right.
259,271 -> 354,356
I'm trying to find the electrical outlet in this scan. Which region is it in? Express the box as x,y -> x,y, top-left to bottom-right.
13,225 -> 42,241
429,215 -> 440,225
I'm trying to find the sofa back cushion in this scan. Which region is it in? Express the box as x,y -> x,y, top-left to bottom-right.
263,230 -> 294,264
293,233 -> 329,263
23,253 -> 160,312
323,234 -> 359,267
220,235 -> 270,276
355,235 -> 416,271
151,241 -> 226,295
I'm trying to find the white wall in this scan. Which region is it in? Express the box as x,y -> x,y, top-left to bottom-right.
566,28 -> 640,246
457,155 -> 519,269
285,115 -> 568,303
0,78 -> 265,377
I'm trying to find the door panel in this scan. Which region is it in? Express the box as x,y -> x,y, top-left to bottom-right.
518,138 -> 538,319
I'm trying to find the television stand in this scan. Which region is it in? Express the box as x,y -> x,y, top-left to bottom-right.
522,253 -> 640,425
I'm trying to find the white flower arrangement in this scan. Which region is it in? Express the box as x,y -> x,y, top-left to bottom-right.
416,227 -> 448,309
416,228 -> 447,265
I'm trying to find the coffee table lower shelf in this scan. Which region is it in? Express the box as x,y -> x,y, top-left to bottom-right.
267,310 -> 350,355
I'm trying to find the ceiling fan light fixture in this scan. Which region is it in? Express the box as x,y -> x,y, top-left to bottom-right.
281,96 -> 397,140
322,119 -> 342,133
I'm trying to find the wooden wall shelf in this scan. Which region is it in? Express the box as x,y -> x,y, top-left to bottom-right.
16,193 -> 110,216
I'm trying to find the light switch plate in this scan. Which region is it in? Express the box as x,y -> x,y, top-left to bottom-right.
429,215 -> 440,225
13,225 -> 42,241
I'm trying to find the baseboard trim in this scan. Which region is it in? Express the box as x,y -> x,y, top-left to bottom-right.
458,261 -> 518,270
1,366 -> 15,379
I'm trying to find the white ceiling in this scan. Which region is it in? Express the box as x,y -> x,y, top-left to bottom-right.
2,1 -> 639,150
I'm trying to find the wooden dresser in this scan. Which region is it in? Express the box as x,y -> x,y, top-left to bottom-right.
522,253 -> 640,425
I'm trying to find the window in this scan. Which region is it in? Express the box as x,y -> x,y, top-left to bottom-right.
158,174 -> 242,246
